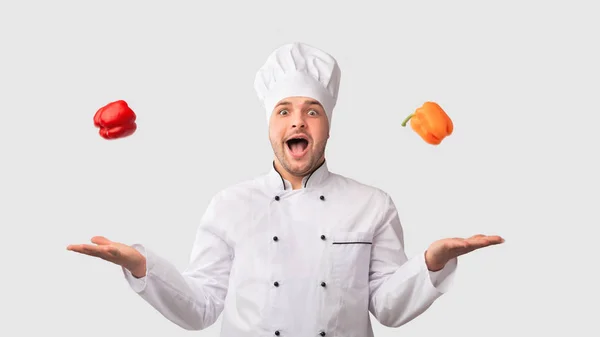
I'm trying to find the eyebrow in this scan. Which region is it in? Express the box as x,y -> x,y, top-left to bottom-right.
275,99 -> 323,108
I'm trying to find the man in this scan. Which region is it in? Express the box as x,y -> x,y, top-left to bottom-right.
67,42 -> 503,336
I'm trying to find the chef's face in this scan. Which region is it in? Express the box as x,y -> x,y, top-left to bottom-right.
269,96 -> 329,177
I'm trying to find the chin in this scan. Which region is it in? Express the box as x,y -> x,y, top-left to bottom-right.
285,155 -> 310,168
282,153 -> 313,175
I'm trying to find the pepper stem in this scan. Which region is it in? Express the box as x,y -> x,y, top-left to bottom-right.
401,113 -> 414,127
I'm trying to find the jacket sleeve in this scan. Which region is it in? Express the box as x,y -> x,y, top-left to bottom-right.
121,194 -> 233,330
368,192 -> 458,328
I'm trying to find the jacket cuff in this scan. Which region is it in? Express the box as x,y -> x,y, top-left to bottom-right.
426,254 -> 458,294
121,243 -> 152,293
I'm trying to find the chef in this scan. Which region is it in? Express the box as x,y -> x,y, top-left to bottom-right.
67,42 -> 504,337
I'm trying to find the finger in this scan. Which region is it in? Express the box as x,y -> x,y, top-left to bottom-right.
67,243 -> 103,256
486,235 -> 505,244
462,235 -> 486,248
68,244 -> 120,261
472,235 -> 504,242
67,243 -> 95,252
465,236 -> 504,250
473,235 -> 504,246
91,236 -> 112,245
466,236 -> 492,246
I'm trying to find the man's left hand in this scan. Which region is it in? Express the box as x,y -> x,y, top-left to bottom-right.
424,234 -> 504,271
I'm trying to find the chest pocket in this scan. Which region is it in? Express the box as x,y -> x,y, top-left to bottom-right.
329,231 -> 373,289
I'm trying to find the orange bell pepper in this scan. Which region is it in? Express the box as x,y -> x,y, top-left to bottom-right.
401,101 -> 453,145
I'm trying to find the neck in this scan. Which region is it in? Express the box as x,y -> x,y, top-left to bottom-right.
274,157 -> 325,190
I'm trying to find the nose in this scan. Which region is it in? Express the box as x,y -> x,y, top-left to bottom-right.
291,112 -> 306,129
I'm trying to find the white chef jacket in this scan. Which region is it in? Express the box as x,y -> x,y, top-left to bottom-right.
122,160 -> 457,337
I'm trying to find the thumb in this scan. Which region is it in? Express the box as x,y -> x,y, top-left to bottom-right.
91,236 -> 112,245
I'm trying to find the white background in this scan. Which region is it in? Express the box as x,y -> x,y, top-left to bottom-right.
1,0 -> 598,335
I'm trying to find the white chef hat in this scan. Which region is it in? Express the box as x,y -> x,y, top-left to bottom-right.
254,42 -> 341,128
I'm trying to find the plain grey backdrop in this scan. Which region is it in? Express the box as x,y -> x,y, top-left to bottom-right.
1,0 -> 598,335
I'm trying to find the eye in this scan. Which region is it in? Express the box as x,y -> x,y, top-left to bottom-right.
307,109 -> 318,116
279,109 -> 289,115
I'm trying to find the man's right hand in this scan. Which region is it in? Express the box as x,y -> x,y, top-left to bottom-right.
67,236 -> 147,278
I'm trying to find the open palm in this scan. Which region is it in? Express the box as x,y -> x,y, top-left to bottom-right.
67,236 -> 146,277
425,234 -> 504,271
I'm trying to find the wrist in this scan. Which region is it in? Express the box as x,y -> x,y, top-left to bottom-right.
129,257 -> 147,279
424,250 -> 445,272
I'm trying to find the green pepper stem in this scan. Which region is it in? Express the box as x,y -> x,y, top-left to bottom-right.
401,113 -> 414,127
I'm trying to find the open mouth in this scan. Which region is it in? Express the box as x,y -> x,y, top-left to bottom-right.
286,135 -> 309,158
